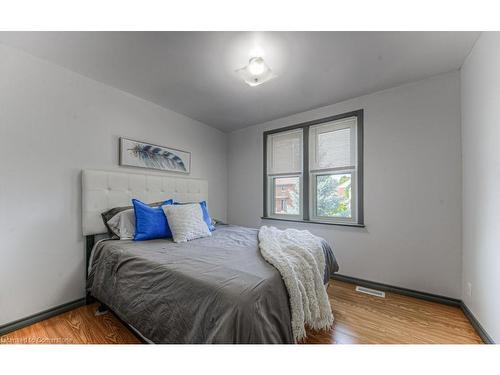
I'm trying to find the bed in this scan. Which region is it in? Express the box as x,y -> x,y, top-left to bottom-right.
83,169 -> 339,344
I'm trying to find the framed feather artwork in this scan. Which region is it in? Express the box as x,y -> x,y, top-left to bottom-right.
119,138 -> 191,174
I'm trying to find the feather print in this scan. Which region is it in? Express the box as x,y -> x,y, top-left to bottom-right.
129,143 -> 187,171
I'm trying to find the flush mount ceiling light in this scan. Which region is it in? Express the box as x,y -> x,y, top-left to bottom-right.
235,57 -> 276,87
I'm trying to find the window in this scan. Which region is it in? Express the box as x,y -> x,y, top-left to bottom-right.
273,176 -> 300,215
309,117 -> 358,223
263,110 -> 363,226
266,129 -> 302,219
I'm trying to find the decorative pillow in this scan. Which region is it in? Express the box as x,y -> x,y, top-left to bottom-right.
211,218 -> 225,226
133,199 -> 174,241
101,200 -> 165,235
162,203 -> 212,243
173,200 -> 215,231
106,209 -> 136,239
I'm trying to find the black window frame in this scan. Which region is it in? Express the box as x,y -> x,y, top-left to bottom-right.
262,109 -> 364,227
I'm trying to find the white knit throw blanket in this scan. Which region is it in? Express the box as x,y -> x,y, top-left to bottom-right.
258,226 -> 334,342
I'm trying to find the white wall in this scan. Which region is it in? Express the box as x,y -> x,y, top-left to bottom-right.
0,44 -> 227,326
461,32 -> 500,342
228,72 -> 462,298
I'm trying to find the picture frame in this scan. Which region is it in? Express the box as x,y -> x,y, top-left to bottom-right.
119,137 -> 191,174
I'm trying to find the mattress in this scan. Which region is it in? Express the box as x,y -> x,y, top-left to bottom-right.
87,224 -> 338,344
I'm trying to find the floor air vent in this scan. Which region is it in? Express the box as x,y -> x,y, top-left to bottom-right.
355,286 -> 386,298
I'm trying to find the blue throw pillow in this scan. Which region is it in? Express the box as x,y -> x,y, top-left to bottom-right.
200,201 -> 216,231
133,198 -> 173,240
174,200 -> 215,231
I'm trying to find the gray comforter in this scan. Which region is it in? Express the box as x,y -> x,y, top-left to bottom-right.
87,224 -> 338,344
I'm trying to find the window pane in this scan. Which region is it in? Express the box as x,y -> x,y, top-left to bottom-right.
268,130 -> 302,174
274,177 -> 300,215
317,127 -> 351,169
316,174 -> 352,218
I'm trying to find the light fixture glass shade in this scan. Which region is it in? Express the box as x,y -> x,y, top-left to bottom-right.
235,57 -> 276,87
248,57 -> 266,75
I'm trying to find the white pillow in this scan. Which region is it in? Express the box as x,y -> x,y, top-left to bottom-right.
162,204 -> 211,243
106,209 -> 135,240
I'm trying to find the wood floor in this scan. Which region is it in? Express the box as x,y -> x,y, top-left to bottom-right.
0,280 -> 482,344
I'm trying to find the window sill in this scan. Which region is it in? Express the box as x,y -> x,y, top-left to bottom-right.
260,216 -> 365,228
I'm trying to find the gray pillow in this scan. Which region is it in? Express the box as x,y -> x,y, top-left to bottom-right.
106,209 -> 136,240
101,201 -> 164,236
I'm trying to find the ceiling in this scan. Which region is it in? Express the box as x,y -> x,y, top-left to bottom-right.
0,31 -> 479,132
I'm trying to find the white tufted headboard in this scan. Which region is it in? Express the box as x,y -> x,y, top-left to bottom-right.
82,169 -> 208,236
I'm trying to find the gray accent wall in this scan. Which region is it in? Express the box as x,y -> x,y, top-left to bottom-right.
461,32 -> 500,343
0,43 -> 227,326
228,71 -> 463,298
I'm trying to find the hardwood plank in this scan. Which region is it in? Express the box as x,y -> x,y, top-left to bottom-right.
303,281 -> 482,344
1,304 -> 140,344
0,280 -> 482,344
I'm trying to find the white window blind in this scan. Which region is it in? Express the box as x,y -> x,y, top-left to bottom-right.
267,129 -> 303,174
310,117 -> 356,170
